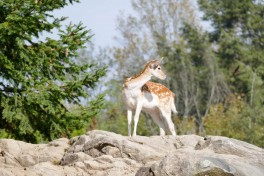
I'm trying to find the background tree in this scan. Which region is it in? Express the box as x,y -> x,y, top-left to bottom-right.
198,0 -> 264,146
0,0 -> 106,143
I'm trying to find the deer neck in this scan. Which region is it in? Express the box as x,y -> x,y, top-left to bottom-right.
124,70 -> 152,90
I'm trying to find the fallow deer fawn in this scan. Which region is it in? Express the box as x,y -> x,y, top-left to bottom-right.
122,59 -> 177,136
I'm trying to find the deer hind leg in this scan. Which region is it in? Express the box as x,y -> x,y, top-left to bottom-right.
149,111 -> 166,136
160,110 -> 176,136
127,108 -> 132,137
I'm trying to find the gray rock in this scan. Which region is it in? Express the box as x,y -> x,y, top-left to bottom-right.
0,130 -> 263,176
139,135 -> 264,176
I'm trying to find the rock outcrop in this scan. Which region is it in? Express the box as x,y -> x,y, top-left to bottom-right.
0,130 -> 263,176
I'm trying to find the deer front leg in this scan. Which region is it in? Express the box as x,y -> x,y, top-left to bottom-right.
132,101 -> 142,137
127,108 -> 132,137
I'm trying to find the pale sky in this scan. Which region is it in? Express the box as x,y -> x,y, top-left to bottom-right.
51,0 -> 134,48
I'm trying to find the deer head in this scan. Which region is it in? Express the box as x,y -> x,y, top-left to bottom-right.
148,58 -> 166,80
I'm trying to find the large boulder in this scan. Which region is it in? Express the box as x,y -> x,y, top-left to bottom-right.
0,130 -> 263,176
136,136 -> 264,176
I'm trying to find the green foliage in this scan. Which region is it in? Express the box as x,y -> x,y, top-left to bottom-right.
204,94 -> 264,148
0,0 -> 106,143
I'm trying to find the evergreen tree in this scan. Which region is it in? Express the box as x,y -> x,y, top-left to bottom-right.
198,0 -> 264,87
0,0 -> 106,143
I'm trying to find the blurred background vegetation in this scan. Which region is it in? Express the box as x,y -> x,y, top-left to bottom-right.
97,0 -> 264,148
0,0 -> 263,148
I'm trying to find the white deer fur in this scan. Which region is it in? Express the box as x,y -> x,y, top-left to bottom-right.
122,59 -> 177,136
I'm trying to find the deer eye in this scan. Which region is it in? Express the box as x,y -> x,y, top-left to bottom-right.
158,67 -> 161,70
